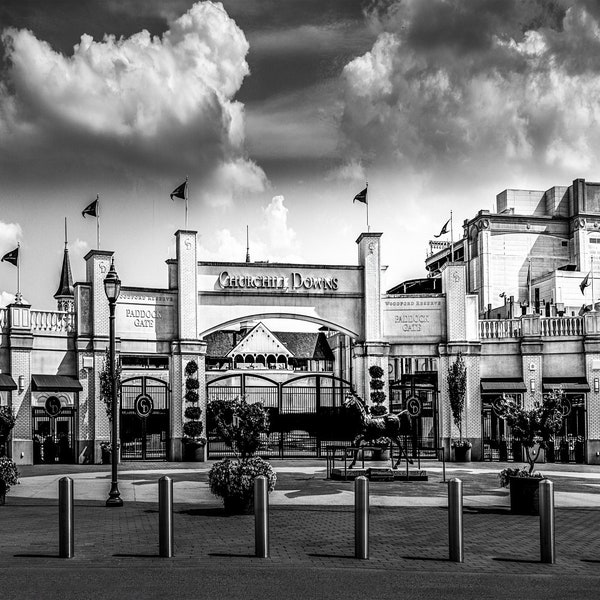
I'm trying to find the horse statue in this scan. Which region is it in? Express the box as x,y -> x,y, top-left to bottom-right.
343,392 -> 413,469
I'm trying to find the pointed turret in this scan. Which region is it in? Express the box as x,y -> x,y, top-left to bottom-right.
54,218 -> 74,313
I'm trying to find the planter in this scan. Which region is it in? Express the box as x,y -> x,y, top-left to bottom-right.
223,496 -> 253,515
183,442 -> 206,462
0,480 -> 5,506
509,476 -> 541,515
372,448 -> 390,461
453,446 -> 471,462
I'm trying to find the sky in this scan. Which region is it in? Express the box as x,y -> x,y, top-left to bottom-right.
1,0 -> 600,309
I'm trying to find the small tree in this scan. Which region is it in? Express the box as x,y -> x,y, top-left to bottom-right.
0,407 -> 16,458
100,347 -> 121,424
182,360 -> 204,445
447,353 -> 467,445
497,390 -> 564,476
208,397 -> 269,458
368,364 -> 387,417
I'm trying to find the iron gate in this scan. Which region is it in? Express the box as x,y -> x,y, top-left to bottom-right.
207,373 -> 354,458
120,376 -> 169,460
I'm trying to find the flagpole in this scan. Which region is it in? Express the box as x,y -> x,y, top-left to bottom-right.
528,258 -> 532,309
185,176 -> 189,230
592,255 -> 595,311
96,194 -> 100,250
16,242 -> 21,304
450,210 -> 454,262
366,182 -> 370,233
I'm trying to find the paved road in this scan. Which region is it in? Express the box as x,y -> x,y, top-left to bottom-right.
1,460 -> 600,599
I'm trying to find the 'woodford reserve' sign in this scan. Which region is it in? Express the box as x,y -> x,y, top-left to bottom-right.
116,291 -> 176,340
383,296 -> 445,342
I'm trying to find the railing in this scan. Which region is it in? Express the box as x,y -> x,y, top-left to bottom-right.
540,317 -> 583,337
478,319 -> 522,339
30,310 -> 74,333
479,316 -> 584,339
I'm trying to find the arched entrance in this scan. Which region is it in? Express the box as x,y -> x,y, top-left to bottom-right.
207,373 -> 354,457
120,376 -> 169,460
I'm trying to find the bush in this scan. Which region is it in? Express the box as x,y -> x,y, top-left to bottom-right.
208,457 -> 276,502
184,389 -> 199,403
369,379 -> 385,390
184,405 -> 202,420
185,378 -> 200,390
185,360 -> 199,376
0,456 -> 19,492
368,365 -> 384,379
370,404 -> 387,416
183,420 -> 204,439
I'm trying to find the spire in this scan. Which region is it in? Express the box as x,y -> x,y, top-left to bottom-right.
54,218 -> 74,312
245,225 -> 251,263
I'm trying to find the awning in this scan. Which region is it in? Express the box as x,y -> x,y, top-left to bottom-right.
542,378 -> 590,392
480,379 -> 527,393
31,375 -> 83,392
0,374 -> 17,390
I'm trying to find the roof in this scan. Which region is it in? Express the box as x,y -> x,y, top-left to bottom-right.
31,374 -> 82,392
205,327 -> 333,360
54,247 -> 74,299
387,278 -> 442,295
0,374 -> 17,390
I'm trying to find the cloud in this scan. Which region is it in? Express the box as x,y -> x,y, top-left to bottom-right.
198,195 -> 301,263
0,1 -> 266,204
0,221 -> 22,252
339,0 -> 600,187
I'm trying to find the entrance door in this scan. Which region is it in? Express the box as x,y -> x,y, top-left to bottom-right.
120,377 -> 169,460
32,403 -> 75,464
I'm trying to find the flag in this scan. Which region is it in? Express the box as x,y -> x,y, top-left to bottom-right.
353,187 -> 367,204
1,247 -> 18,267
433,218 -> 450,238
170,180 -> 187,201
580,272 -> 591,294
82,199 -> 98,218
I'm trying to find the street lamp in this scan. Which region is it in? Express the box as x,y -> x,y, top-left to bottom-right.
104,258 -> 123,507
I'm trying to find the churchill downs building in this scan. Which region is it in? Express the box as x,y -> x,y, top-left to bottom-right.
3,178 -> 600,466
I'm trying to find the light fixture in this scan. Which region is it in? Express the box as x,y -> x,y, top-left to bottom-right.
18,375 -> 25,393
595,378 -> 599,393
530,378 -> 536,393
103,259 -> 121,303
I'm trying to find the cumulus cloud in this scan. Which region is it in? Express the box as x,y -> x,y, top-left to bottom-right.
340,0 -> 600,185
0,221 -> 22,251
198,195 -> 300,263
0,1 -> 266,203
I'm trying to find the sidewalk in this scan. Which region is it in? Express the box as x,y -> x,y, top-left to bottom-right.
1,460 -> 600,600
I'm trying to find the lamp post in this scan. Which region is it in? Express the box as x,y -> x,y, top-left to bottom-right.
104,258 -> 123,507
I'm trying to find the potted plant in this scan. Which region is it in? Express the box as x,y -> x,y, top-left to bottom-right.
496,390 -> 564,514
0,456 -> 19,505
207,396 -> 276,513
447,353 -> 470,461
368,365 -> 390,460
182,360 -> 206,460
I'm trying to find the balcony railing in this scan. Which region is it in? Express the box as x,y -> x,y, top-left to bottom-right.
30,310 -> 74,333
478,319 -> 522,339
479,316 -> 584,339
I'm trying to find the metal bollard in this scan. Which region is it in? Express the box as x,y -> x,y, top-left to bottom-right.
255,476 -> 269,558
448,478 -> 464,563
355,476 -> 369,560
58,477 -> 74,559
540,479 -> 555,564
159,476 -> 174,558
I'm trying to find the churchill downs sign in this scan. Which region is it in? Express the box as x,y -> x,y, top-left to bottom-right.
218,271 -> 339,292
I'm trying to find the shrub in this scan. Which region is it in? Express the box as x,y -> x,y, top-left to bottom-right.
183,420 -> 204,439
0,456 -> 19,492
185,378 -> 199,390
185,360 -> 199,376
184,405 -> 202,421
184,389 -> 199,403
368,365 -> 384,379
209,457 -> 276,502
448,353 -> 467,443
368,364 -> 387,415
